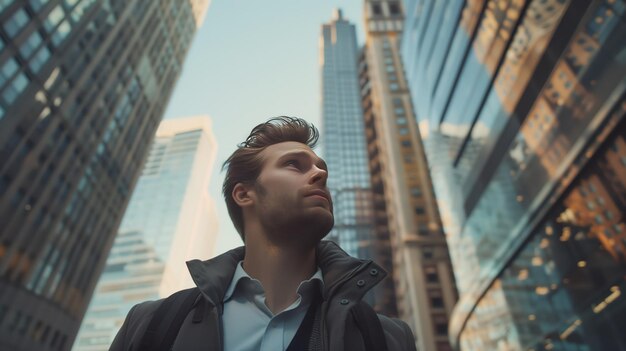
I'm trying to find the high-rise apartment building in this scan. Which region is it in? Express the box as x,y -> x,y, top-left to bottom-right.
401,0 -> 626,349
359,1 -> 457,349
0,1 -> 209,350
73,116 -> 218,351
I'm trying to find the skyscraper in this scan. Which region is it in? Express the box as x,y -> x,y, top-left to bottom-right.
401,0 -> 626,349
320,8 -> 400,314
359,1 -> 457,349
0,1 -> 210,350
320,9 -> 376,261
73,116 -> 218,351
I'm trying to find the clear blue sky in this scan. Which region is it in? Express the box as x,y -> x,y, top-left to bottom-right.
163,0 -> 365,255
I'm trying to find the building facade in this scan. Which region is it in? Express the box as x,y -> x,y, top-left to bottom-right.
360,1 -> 457,349
320,9 -> 376,260
73,116 -> 218,351
401,0 -> 626,349
320,8 -> 400,314
0,1 -> 209,350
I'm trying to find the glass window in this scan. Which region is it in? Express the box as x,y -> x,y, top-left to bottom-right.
431,296 -> 444,308
51,20 -> 71,46
29,46 -> 50,73
1,58 -> 19,86
435,322 -> 448,336
412,187 -> 422,197
423,249 -> 433,259
0,0 -> 14,13
4,8 -> 29,38
71,0 -> 95,22
43,5 -> 64,32
19,31 -> 43,58
2,72 -> 30,103
425,266 -> 439,282
372,3 -> 382,15
389,2 -> 401,16
29,0 -> 48,12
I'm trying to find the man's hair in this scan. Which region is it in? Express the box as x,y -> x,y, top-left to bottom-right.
222,116 -> 319,241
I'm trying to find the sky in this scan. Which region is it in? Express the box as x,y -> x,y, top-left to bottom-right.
163,0 -> 365,255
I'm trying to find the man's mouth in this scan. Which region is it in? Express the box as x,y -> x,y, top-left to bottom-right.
306,189 -> 331,202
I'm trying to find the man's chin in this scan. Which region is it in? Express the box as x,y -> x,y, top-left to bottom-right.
296,214 -> 334,243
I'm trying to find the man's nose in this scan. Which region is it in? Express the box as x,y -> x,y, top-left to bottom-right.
309,166 -> 328,186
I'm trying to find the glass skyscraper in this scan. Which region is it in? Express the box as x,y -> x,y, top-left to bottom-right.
401,0 -> 626,349
320,9 -> 376,260
0,1 -> 209,350
73,116 -> 218,351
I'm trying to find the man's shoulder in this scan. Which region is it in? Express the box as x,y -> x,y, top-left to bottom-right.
110,299 -> 164,350
377,314 -> 418,351
127,299 -> 163,321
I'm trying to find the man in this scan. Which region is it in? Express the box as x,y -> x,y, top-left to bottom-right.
110,117 -> 416,350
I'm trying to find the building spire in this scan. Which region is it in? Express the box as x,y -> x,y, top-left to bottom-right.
332,8 -> 343,21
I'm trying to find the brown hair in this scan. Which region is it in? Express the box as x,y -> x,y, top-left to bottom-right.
222,116 -> 319,241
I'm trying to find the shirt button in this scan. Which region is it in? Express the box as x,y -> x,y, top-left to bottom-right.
357,279 -> 366,287
369,269 -> 379,276
340,299 -> 349,305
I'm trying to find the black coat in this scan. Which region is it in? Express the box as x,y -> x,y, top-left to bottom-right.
110,241 -> 417,351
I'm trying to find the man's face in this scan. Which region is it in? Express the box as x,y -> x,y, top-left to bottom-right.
250,141 -> 334,246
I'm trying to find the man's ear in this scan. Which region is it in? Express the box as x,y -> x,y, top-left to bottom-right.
232,182 -> 254,207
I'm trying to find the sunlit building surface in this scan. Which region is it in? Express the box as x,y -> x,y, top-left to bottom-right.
320,9 -> 376,260
0,1 -> 210,350
401,0 -> 626,349
360,1 -> 457,349
73,116 -> 218,351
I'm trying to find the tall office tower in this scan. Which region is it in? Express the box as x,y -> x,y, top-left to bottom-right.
320,9 -> 376,260
400,0 -> 626,349
73,116 -> 218,351
320,9 -> 397,314
0,1 -> 210,350
359,1 -> 457,349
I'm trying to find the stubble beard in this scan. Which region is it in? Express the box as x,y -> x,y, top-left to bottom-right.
256,185 -> 334,249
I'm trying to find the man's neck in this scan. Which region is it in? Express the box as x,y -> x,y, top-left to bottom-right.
242,235 -> 317,315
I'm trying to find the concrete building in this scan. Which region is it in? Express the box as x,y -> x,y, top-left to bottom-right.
73,116 -> 218,351
400,0 -> 626,349
0,1 -> 210,350
359,1 -> 457,349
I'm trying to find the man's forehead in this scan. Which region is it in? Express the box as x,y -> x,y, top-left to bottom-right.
263,141 -> 317,158
260,141 -> 326,166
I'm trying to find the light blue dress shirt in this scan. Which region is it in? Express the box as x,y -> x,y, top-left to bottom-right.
221,261 -> 324,351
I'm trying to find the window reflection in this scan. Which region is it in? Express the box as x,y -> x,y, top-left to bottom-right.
460,113 -> 626,350
455,0 -> 626,294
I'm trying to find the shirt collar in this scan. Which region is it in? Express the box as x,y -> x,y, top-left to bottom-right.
223,261 -> 324,302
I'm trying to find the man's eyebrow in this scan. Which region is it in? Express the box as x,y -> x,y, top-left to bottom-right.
280,151 -> 327,171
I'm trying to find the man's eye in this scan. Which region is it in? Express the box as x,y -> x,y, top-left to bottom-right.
285,160 -> 300,168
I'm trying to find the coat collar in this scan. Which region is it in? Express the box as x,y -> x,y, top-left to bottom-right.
186,240 -> 387,306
